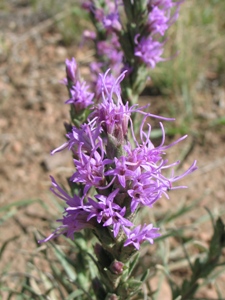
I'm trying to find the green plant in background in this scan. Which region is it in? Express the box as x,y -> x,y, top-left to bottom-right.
30,0 -> 90,45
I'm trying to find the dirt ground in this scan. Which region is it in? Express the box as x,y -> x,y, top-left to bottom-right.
0,2 -> 225,299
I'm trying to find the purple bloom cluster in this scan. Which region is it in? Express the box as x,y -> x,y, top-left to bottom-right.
41,67 -> 197,250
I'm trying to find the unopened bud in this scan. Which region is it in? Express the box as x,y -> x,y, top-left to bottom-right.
109,260 -> 124,275
105,293 -> 118,300
65,57 -> 77,83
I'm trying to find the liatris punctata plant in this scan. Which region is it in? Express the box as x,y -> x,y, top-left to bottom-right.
40,65 -> 197,298
39,1 -> 200,299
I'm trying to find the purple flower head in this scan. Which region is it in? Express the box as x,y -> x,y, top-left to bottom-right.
38,211 -> 92,243
147,6 -> 169,36
65,81 -> 94,112
128,171 -> 169,212
103,12 -> 122,32
147,0 -> 182,34
86,1 -> 117,23
105,156 -> 136,189
51,121 -> 101,155
70,140 -> 113,194
39,176 -> 93,243
49,176 -> 82,207
87,189 -> 133,237
65,57 -> 77,84
91,70 -> 131,141
57,208 -> 93,240
135,36 -> 164,68
95,72 -> 121,100
87,189 -> 120,224
124,119 -> 197,212
103,205 -> 133,238
123,224 -> 160,250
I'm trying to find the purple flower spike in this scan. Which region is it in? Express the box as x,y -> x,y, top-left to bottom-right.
43,67 -> 197,253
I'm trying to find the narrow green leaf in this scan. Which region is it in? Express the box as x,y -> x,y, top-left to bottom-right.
159,197 -> 202,225
174,296 -> 182,300
0,209 -> 18,225
128,252 -> 140,275
200,266 -> 225,285
66,290 -> 84,300
52,246 -> 76,281
0,235 -> 19,260
215,281 -> 223,299
211,116 -> 225,126
140,269 -> 149,282
0,199 -> 44,212
156,228 -> 185,241
49,261 -> 73,294
22,282 -> 45,298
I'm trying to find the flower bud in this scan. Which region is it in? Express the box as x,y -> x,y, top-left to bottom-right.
109,260 -> 124,275
105,294 -> 118,300
65,57 -> 77,83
